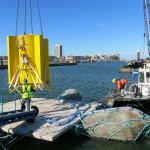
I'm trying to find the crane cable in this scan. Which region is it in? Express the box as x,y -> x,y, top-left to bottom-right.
15,0 -> 19,36
15,0 -> 43,35
24,0 -> 26,34
30,0 -> 33,34
37,0 -> 43,35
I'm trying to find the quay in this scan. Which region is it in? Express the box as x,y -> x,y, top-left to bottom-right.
119,67 -> 133,73
0,63 -> 77,69
1,98 -> 97,142
50,62 -> 77,67
0,57 -> 77,69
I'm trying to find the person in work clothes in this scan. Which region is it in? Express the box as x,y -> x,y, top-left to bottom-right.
21,78 -> 35,111
112,78 -> 128,93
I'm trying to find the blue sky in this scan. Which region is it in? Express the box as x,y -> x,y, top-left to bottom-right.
0,0 -> 147,60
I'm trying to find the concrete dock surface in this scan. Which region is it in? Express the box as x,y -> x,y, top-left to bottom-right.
1,98 -> 97,141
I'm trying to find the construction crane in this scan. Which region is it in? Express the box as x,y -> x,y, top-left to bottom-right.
144,0 -> 150,58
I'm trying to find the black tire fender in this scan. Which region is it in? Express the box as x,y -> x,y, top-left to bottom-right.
31,106 -> 39,117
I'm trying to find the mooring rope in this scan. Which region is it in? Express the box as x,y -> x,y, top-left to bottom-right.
46,102 -> 90,127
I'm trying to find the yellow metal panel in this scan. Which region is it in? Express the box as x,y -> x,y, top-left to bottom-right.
7,34 -> 50,89
40,37 -> 49,83
34,35 -> 42,83
7,36 -> 19,84
34,35 -> 50,83
18,35 -> 36,84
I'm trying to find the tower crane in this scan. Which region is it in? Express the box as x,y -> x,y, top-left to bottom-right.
144,0 -> 150,58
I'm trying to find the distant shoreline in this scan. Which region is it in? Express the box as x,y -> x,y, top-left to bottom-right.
0,62 -> 77,69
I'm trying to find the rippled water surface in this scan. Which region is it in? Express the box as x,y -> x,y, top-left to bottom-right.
1,62 -> 150,150
1,62 -> 132,101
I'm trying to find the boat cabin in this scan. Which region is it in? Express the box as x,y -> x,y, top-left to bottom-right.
130,63 -> 150,97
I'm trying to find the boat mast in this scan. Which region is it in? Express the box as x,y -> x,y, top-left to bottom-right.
144,0 -> 150,58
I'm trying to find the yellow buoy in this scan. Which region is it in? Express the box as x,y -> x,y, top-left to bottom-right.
7,34 -> 50,92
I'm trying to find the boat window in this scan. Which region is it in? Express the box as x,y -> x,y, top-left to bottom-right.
139,72 -> 144,82
146,73 -> 150,82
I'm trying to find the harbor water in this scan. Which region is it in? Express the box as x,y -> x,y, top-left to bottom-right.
1,62 -> 150,150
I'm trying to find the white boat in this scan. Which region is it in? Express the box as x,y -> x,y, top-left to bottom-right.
109,0 -> 150,114
128,63 -> 150,97
111,62 -> 150,115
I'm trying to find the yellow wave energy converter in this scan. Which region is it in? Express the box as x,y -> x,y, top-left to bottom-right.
7,34 -> 50,91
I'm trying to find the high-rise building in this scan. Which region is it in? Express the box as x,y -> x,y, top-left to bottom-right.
54,44 -> 62,58
137,49 -> 140,61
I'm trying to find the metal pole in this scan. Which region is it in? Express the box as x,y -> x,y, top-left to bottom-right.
0,57 -> 3,69
1,92 -> 3,114
14,94 -> 16,111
